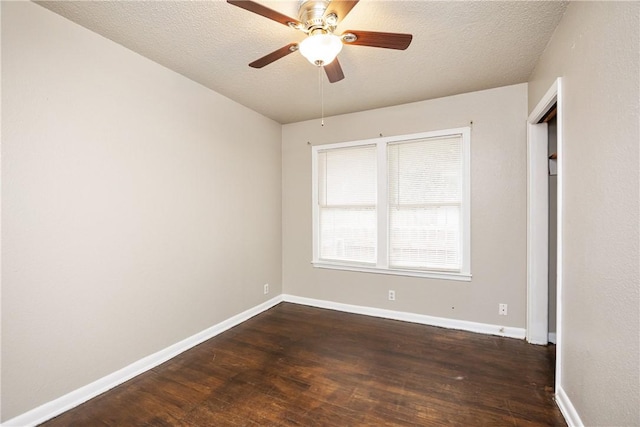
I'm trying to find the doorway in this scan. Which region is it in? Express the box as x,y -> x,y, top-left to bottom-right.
547,112 -> 558,345
526,78 -> 563,392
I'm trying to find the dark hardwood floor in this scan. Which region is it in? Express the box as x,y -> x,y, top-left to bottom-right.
42,303 -> 565,426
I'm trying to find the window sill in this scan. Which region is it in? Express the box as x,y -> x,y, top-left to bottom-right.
311,261 -> 472,282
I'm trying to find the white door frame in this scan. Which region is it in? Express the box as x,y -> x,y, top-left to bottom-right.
526,78 -> 563,390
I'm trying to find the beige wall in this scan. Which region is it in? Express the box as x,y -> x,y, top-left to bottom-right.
283,84 -> 528,327
1,2 -> 282,421
529,2 -> 639,425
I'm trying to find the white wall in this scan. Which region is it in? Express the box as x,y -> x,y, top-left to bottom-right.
528,2 -> 639,425
1,2 -> 282,421
283,84 -> 528,328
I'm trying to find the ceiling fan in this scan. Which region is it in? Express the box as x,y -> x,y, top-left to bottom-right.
227,0 -> 413,83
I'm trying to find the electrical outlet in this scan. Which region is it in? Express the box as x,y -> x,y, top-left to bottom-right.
499,303 -> 508,315
388,290 -> 396,301
264,283 -> 269,295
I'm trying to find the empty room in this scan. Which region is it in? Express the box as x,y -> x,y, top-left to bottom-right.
2,1 -> 638,426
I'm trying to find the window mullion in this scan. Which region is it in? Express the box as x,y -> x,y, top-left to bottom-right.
377,140 -> 388,269
461,127 -> 471,275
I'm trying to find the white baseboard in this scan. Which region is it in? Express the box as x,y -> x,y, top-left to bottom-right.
282,294 -> 526,339
548,332 -> 557,344
2,295 -> 283,427
555,386 -> 584,427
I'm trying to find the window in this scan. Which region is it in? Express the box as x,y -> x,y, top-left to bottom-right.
312,128 -> 471,280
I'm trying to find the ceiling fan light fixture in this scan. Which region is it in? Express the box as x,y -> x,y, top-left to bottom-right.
299,32 -> 343,66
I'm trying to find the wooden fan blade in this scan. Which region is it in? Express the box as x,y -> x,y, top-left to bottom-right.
227,0 -> 301,27
324,0 -> 359,22
249,43 -> 298,68
343,30 -> 413,50
324,58 -> 345,83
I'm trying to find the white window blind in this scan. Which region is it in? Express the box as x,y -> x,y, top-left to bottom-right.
312,128 -> 470,280
317,145 -> 377,264
388,136 -> 463,271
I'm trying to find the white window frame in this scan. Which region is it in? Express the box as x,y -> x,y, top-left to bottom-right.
311,128 -> 471,281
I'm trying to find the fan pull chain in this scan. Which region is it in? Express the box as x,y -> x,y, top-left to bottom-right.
318,65 -> 325,127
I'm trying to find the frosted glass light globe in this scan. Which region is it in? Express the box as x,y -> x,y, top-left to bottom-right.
299,33 -> 343,66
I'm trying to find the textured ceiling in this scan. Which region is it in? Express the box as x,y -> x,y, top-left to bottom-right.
36,0 -> 568,124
